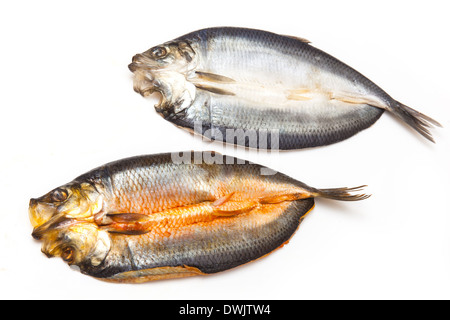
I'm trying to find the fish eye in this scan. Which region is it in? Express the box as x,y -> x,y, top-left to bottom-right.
61,247 -> 74,263
151,46 -> 167,59
51,188 -> 68,202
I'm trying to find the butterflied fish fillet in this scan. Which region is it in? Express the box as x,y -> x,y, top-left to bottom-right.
29,151 -> 368,282
129,27 -> 441,149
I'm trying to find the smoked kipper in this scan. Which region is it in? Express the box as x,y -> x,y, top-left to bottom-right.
30,152 -> 368,282
129,27 -> 441,149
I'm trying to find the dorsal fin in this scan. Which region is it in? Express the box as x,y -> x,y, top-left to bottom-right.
283,35 -> 311,44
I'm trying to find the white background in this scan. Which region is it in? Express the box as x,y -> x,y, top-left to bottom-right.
1,0 -> 449,300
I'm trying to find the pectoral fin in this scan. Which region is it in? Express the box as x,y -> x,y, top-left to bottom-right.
102,213 -> 153,234
191,71 -> 236,96
195,71 -> 236,83
194,84 -> 235,96
108,213 -> 150,223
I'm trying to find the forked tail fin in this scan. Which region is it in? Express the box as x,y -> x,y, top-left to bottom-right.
316,185 -> 370,201
390,101 -> 442,142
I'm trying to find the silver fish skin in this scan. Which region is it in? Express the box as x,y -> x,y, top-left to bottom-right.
129,27 -> 441,149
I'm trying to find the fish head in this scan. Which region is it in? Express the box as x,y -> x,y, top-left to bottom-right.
30,182 -> 111,271
128,41 -> 197,115
38,222 -> 111,268
128,40 -> 196,75
29,182 -> 104,235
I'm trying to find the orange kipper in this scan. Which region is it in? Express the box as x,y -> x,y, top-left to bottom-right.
29,151 -> 368,283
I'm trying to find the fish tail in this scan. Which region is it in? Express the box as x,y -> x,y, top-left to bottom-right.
389,100 -> 442,142
315,185 -> 370,201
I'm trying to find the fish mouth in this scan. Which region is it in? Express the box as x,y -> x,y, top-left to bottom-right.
129,57 -> 157,97
129,53 -> 162,97
128,61 -> 140,73
128,53 -> 155,74
128,54 -> 143,72
133,79 -> 155,97
31,212 -> 80,240
29,198 -> 56,229
29,198 -> 78,240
